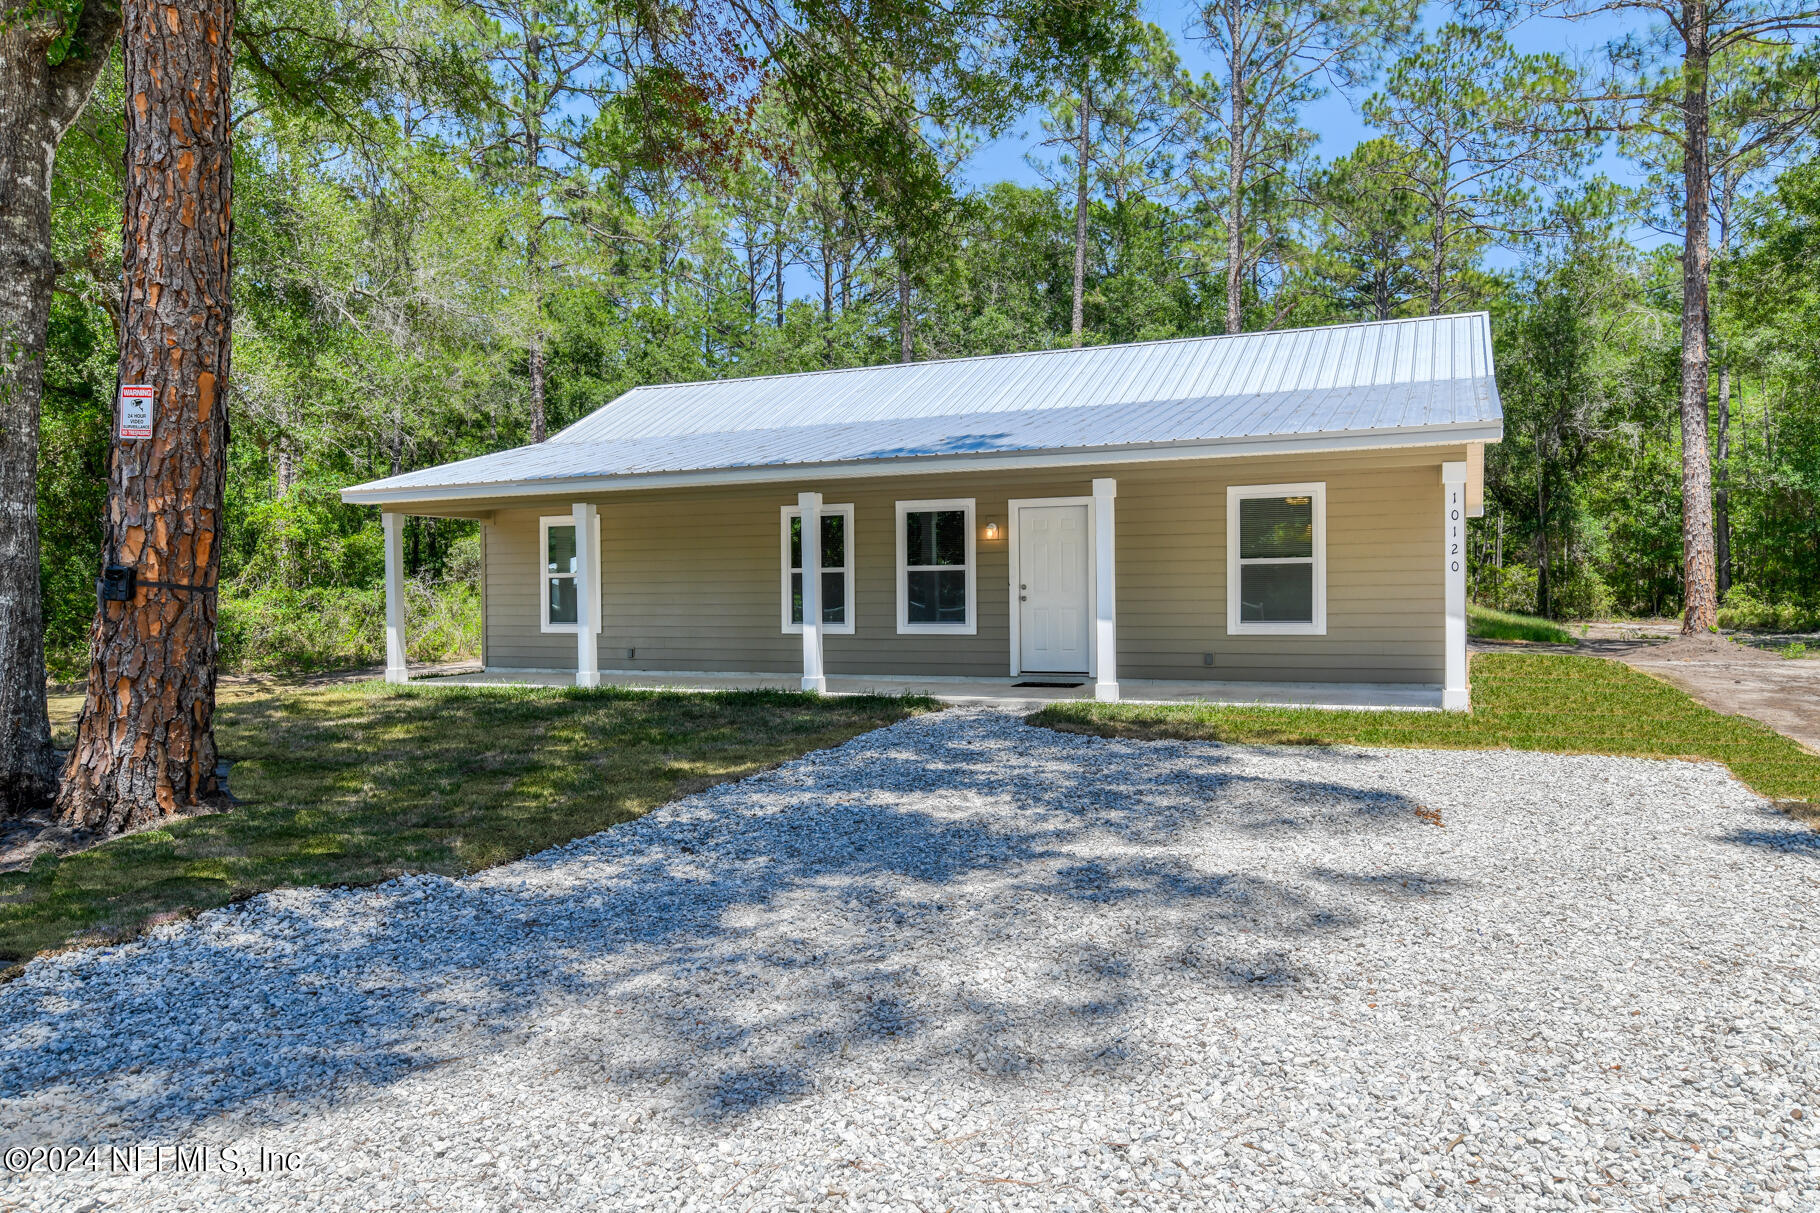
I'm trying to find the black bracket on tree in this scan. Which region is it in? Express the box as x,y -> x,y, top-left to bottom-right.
98,565 -> 136,602
97,565 -> 217,603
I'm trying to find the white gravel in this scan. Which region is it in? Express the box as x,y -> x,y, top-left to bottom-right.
3,708 -> 1818,1212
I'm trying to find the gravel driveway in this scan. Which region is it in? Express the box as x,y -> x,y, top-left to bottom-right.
3,710 -> 1817,1212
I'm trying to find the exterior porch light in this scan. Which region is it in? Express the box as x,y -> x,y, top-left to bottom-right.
983,519 -> 1002,541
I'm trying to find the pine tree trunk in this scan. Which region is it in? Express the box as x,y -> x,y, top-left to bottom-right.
55,0 -> 233,834
1,0 -> 122,816
1677,0 -> 1719,634
528,330 -> 547,443
1224,55 -> 1247,336
897,266 -> 913,364
276,400 -> 296,585
1071,80 -> 1091,348
1428,203 -> 1447,316
1535,473 -> 1551,619
1714,362 -> 1730,597
774,235 -> 785,327
522,29 -> 547,444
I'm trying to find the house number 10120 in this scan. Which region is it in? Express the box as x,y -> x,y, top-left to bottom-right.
1450,491 -> 1461,573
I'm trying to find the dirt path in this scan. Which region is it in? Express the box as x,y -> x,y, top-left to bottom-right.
1475,625 -> 1820,755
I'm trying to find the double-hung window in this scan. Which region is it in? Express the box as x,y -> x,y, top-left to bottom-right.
1227,482 -> 1325,635
540,513 -> 600,633
896,499 -> 976,635
781,504 -> 855,635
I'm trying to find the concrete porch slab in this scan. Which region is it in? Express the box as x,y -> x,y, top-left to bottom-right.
417,669 -> 1446,712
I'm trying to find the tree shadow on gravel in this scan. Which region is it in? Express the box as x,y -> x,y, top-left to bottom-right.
1720,828 -> 1820,855
0,714 -> 1461,1139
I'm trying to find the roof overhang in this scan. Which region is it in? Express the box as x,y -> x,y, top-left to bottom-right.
340,420 -> 1503,509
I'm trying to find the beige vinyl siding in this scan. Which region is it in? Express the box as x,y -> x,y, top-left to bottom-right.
480,445 -> 1462,682
481,511 -> 569,670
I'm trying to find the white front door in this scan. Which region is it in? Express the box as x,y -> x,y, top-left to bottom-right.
1018,504 -> 1091,673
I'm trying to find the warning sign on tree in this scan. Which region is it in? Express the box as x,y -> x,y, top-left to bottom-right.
119,385 -> 153,439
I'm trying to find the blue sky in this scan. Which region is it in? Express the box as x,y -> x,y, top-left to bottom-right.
961,0 -> 1653,257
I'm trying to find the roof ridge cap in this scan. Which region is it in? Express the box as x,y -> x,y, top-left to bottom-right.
608,312 -> 1490,394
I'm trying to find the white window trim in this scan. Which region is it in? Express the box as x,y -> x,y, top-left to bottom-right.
1226,481 -> 1326,636
896,498 -> 977,636
539,513 -> 602,634
780,503 -> 856,636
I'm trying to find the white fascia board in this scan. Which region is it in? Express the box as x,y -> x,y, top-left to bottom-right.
339,420 -> 1506,508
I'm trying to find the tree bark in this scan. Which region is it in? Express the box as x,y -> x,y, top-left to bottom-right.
528,329 -> 547,443
774,229 -> 785,327
275,394 -> 297,492
276,398 -> 296,584
1714,361 -> 1730,598
1677,0 -> 1719,635
1224,39 -> 1247,336
1071,79 -> 1091,348
0,0 -> 122,816
897,265 -> 913,364
55,0 -> 233,834
522,24 -> 547,444
1427,202 -> 1447,316
1535,467 -> 1551,619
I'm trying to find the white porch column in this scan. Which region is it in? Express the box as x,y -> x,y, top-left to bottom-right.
382,511 -> 408,684
1092,477 -> 1119,703
1442,461 -> 1469,711
572,502 -> 600,688
798,491 -> 826,693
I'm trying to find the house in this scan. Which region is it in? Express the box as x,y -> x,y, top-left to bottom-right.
341,313 -> 1500,709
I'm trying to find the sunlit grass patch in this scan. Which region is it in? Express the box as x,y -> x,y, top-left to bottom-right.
8,682 -> 933,966
1468,604 -> 1577,644
1033,652 -> 1820,807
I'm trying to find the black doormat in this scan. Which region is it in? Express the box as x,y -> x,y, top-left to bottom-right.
1013,680 -> 1085,688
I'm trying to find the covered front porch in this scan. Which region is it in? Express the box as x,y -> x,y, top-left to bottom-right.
372,456 -> 1473,714
379,483 -> 1131,701
407,667 -> 1448,711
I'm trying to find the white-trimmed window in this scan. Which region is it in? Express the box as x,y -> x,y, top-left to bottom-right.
1226,482 -> 1325,635
781,504 -> 855,635
896,498 -> 976,635
539,513 -> 601,634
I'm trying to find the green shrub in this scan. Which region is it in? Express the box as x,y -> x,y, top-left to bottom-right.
1472,564 -> 1538,615
1471,562 -> 1610,621
1716,588 -> 1820,632
230,485 -> 386,591
217,580 -> 479,673
1550,565 -> 1615,620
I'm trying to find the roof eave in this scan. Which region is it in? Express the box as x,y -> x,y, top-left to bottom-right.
339,420 -> 1505,508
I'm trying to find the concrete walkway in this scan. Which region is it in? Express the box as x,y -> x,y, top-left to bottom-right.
1605,645 -> 1820,755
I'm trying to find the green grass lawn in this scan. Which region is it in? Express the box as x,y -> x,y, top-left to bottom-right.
1468,604 -> 1577,644
1034,652 -> 1820,807
4,682 -> 933,967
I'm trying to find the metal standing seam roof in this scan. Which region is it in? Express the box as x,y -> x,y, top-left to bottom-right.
342,312 -> 1503,504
